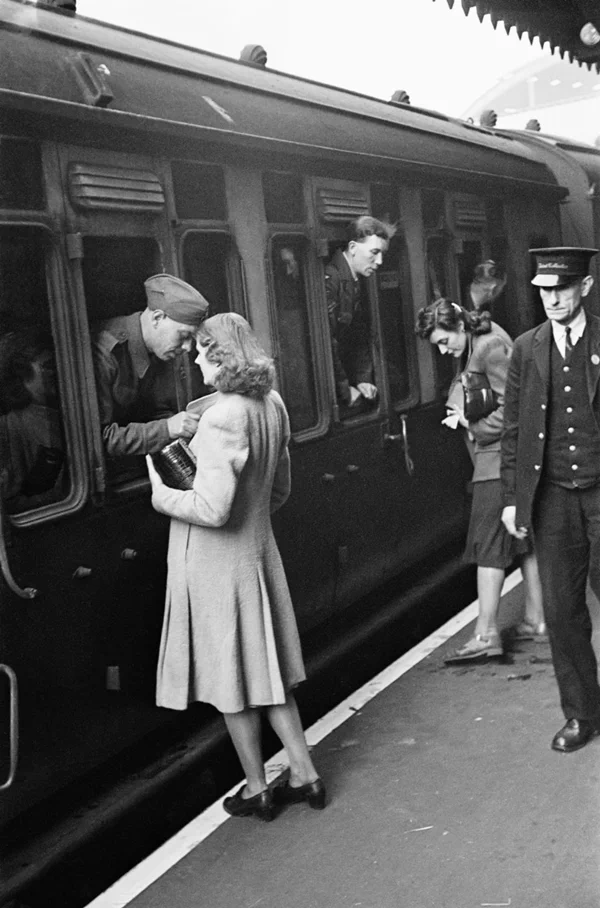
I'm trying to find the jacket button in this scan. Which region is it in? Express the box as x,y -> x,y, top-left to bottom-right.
534,464 -> 541,471
538,432 -> 544,439
541,404 -> 546,410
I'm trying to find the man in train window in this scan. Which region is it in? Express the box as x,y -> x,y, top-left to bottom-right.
325,216 -> 395,414
501,246 -> 600,753
92,273 -> 209,459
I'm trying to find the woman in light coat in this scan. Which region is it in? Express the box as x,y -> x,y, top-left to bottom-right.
146,313 -> 324,821
415,299 -> 545,663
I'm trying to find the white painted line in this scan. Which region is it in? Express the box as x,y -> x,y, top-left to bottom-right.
85,570 -> 523,908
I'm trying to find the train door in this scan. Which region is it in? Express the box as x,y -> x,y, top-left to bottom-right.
0,137 -> 99,823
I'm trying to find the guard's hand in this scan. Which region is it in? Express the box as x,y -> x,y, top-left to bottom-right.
357,382 -> 378,401
501,505 -> 528,539
167,410 -> 200,440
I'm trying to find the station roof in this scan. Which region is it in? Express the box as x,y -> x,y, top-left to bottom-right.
439,0 -> 600,71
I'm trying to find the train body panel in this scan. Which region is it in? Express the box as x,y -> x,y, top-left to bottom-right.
0,0 -> 593,894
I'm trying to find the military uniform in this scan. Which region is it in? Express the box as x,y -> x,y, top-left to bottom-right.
93,312 -> 174,457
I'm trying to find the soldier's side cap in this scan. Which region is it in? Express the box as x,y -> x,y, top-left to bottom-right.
144,273 -> 209,327
530,247 -> 598,287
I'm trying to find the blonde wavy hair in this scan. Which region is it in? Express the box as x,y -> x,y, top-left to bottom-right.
196,312 -> 275,398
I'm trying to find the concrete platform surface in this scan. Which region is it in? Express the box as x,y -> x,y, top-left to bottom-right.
89,574 -> 600,908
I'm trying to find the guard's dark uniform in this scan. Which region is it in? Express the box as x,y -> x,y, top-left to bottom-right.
325,249 -> 374,406
92,313 -> 174,457
501,248 -> 600,742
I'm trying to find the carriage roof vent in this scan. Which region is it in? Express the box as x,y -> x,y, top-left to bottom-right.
240,44 -> 267,67
390,90 -> 411,106
37,0 -> 76,11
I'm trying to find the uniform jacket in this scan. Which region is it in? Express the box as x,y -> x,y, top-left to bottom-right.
325,249 -> 373,402
92,313 -> 173,457
501,313 -> 600,530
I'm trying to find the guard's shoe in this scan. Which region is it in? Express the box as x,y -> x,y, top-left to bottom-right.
551,719 -> 599,754
274,778 -> 326,810
512,620 -> 548,642
444,633 -> 503,665
223,785 -> 275,821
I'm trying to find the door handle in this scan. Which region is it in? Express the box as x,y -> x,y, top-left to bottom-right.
0,664 -> 19,791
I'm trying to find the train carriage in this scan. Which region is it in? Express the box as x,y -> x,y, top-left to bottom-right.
0,0 -> 588,898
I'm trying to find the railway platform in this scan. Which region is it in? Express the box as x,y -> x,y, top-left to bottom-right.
86,571 -> 600,908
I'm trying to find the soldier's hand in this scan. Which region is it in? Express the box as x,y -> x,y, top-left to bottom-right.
167,411 -> 200,440
357,382 -> 378,401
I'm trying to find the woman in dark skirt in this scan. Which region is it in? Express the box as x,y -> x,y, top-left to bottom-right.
415,300 -> 546,662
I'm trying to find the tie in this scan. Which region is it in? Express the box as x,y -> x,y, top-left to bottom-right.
564,326 -> 573,360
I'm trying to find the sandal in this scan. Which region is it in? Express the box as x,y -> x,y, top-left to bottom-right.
511,620 -> 548,642
444,633 -> 503,665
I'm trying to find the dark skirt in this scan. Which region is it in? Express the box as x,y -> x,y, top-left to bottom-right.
464,479 -> 529,569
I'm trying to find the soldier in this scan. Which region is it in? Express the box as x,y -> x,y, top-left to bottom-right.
501,247 -> 600,753
325,216 -> 395,410
92,273 -> 209,458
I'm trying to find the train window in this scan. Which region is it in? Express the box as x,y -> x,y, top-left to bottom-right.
377,234 -> 413,406
0,227 -> 69,514
181,230 -> 241,401
171,161 -> 227,221
263,172 -> 305,224
270,236 -> 318,433
370,182 -> 400,227
82,236 -> 159,320
426,234 -> 454,395
0,138 -> 44,211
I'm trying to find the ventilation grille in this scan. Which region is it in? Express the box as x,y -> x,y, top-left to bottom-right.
453,197 -> 487,230
317,188 -> 370,224
68,163 -> 165,212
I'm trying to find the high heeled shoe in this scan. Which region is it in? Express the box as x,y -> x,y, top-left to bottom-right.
223,785 -> 275,821
274,778 -> 327,810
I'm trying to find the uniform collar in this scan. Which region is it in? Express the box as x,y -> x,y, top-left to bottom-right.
550,307 -> 586,346
127,312 -> 152,379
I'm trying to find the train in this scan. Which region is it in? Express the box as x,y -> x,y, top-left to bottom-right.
2,0 -> 600,901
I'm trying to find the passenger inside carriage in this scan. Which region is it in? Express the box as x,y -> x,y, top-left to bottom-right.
325,216 -> 395,416
91,273 -> 210,463
0,329 -> 66,513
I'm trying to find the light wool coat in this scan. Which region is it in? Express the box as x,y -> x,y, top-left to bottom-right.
151,389 -> 305,712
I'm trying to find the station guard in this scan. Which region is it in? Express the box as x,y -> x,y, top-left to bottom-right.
501,246 -> 600,753
93,273 -> 209,458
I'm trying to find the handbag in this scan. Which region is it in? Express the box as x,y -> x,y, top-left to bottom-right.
152,439 -> 197,490
460,371 -> 499,421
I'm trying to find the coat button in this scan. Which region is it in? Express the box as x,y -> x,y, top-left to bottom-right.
534,464 -> 541,471
538,432 -> 544,439
541,404 -> 546,410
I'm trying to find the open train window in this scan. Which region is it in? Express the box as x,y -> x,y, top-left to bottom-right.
426,234 -> 454,396
269,235 -> 319,435
180,230 -> 244,401
0,138 -> 44,211
82,235 -> 180,488
0,227 -> 70,515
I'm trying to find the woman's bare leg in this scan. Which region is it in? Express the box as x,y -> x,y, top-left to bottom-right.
266,694 -> 319,788
223,708 -> 267,797
474,565 -> 505,638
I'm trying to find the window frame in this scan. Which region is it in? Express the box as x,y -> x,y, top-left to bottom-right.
1,219 -> 89,527
266,229 -> 331,443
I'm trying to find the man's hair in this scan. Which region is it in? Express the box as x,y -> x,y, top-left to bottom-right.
196,312 -> 275,398
345,216 -> 396,246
